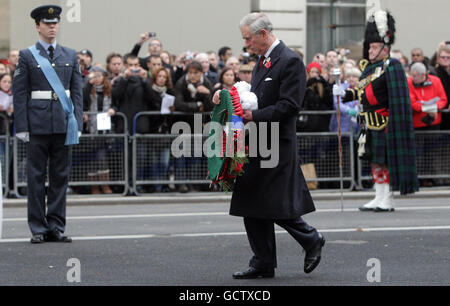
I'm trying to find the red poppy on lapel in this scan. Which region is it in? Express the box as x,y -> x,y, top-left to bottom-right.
264,57 -> 271,69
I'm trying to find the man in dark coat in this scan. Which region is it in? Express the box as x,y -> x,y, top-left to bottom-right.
13,5 -> 83,244
213,13 -> 324,279
112,54 -> 152,135
112,54 -> 153,193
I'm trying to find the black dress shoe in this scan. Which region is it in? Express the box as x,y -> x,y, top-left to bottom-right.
304,233 -> 325,274
373,207 -> 395,212
45,230 -> 72,243
30,234 -> 45,244
233,267 -> 275,279
359,206 -> 375,212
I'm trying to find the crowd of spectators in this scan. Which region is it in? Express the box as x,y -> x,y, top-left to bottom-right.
0,33 -> 449,194
299,42 -> 450,188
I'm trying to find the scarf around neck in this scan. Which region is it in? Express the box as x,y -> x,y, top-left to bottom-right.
152,84 -> 167,96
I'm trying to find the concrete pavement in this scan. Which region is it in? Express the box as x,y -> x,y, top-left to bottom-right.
0,197 -> 449,286
3,187 -> 450,207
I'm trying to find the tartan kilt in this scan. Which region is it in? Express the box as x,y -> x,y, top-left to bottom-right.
369,128 -> 387,165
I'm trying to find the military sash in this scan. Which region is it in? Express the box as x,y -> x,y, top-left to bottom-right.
28,45 -> 79,145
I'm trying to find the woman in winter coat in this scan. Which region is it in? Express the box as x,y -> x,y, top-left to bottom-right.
83,66 -> 116,194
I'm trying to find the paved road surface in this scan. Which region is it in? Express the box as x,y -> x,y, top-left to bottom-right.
0,197 -> 449,286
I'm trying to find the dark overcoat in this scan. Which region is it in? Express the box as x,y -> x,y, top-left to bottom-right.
229,41 -> 316,219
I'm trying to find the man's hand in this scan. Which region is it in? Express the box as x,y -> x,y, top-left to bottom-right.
108,108 -> 116,117
124,68 -> 134,78
438,41 -> 447,52
16,132 -> 29,143
138,68 -> 148,80
429,112 -> 437,119
197,85 -> 210,95
110,76 -> 118,86
138,33 -> 151,46
83,114 -> 88,123
212,90 -> 221,105
243,110 -> 253,123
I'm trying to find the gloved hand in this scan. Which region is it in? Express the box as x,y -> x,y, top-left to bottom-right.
78,131 -> 82,137
16,132 -> 30,143
333,84 -> 346,97
348,109 -> 358,117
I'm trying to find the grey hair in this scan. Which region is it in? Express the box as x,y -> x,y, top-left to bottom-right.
226,56 -> 239,66
410,62 -> 427,75
239,13 -> 273,34
345,67 -> 362,78
195,53 -> 208,61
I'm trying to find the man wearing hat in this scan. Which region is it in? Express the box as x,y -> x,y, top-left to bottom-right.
78,49 -> 93,81
238,64 -> 253,84
13,4 -> 83,243
334,10 -> 418,212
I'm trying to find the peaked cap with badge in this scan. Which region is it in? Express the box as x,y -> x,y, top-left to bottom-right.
30,4 -> 62,24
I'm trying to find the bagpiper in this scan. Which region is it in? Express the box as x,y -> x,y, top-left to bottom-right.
334,10 -> 418,212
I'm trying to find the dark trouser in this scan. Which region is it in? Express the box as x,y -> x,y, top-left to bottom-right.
27,134 -> 71,235
244,217 -> 319,269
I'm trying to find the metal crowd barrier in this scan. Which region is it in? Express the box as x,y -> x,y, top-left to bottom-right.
0,113 -> 10,198
296,110 -> 357,191
12,112 -> 129,197
132,112 -> 211,194
357,130 -> 450,187
297,131 -> 355,191
132,110 -> 357,193
6,109 -> 450,197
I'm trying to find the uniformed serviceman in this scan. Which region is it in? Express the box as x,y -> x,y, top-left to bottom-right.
334,10 -> 418,212
13,5 -> 83,243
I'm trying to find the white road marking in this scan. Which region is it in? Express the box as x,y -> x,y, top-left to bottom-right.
2,212 -> 227,222
1,225 -> 449,243
2,206 -> 450,222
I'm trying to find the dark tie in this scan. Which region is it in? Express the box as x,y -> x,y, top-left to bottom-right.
48,45 -> 54,60
259,56 -> 265,68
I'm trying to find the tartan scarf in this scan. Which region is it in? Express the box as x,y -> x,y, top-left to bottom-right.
362,57 -> 418,195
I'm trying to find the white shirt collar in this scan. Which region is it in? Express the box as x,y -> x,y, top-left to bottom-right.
38,40 -> 57,54
264,39 -> 280,59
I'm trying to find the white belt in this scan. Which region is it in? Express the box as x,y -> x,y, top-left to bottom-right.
31,90 -> 70,100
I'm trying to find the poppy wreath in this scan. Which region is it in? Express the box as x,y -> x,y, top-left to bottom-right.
207,86 -> 248,191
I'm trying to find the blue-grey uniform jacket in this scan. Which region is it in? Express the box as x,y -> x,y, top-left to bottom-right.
13,42 -> 83,135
